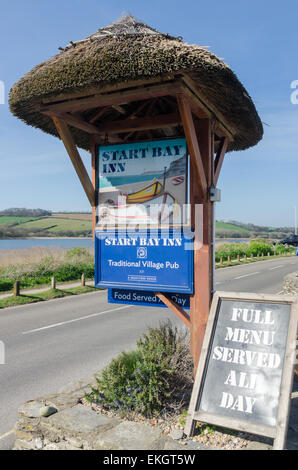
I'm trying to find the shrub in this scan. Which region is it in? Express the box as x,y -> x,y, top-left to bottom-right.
85,322 -> 193,417
215,241 -> 277,262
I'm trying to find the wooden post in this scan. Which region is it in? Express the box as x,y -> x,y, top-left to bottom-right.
13,281 -> 20,297
52,117 -> 95,207
189,118 -> 213,372
51,276 -> 56,289
81,273 -> 86,287
91,137 -> 97,242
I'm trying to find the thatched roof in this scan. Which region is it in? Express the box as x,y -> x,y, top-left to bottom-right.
9,15 -> 263,152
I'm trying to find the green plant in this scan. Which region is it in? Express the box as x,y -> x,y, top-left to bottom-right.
85,322 -> 193,417
178,409 -> 188,427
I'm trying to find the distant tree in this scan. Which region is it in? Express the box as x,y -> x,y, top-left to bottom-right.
0,208 -> 52,217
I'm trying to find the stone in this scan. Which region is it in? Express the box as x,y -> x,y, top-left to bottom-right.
19,400 -> 45,418
96,421 -> 163,450
183,440 -> 212,450
169,429 -> 184,440
162,438 -> 188,450
244,440 -> 272,450
34,437 -> 43,449
46,407 -> 116,435
39,406 -> 57,417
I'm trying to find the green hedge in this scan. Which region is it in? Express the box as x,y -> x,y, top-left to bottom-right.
215,241 -> 294,262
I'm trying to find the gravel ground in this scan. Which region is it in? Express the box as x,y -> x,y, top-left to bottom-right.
81,398 -> 272,450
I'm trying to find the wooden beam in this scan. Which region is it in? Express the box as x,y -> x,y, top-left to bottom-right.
89,107 -> 107,124
214,136 -> 229,185
181,75 -> 235,141
177,95 -> 207,200
112,104 -> 126,115
44,110 -> 121,144
155,292 -> 191,329
97,113 -> 181,134
41,75 -> 178,105
52,116 -> 95,207
45,111 -> 101,135
39,82 -> 183,114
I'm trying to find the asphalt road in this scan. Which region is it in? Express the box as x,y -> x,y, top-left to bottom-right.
0,256 -> 297,450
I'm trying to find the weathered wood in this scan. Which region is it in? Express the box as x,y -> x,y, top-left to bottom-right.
177,95 -> 207,200
52,117 -> 95,206
97,113 -> 181,134
155,292 -> 190,329
214,136 -> 229,185
192,411 -> 277,439
40,82 -> 183,114
81,273 -> 86,287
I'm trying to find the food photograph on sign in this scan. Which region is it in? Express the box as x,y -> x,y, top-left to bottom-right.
97,138 -> 188,227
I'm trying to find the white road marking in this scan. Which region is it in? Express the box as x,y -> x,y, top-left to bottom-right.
269,265 -> 284,270
233,272 -> 259,280
0,429 -> 14,441
22,305 -> 133,335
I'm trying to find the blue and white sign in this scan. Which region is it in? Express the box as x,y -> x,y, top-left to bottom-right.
95,230 -> 193,293
108,289 -> 190,309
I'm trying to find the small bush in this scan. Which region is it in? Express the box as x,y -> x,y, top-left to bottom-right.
85,322 -> 193,417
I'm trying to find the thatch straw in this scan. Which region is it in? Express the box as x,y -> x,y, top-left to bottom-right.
9,15 -> 263,152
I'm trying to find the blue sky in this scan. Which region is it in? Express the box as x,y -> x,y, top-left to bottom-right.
0,0 -> 297,227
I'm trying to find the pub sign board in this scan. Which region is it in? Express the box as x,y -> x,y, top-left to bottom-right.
95,230 -> 193,294
185,292 -> 298,450
96,138 -> 189,228
95,137 -> 193,294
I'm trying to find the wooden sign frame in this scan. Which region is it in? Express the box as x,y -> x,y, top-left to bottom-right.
184,291 -> 298,450
48,78 -> 232,373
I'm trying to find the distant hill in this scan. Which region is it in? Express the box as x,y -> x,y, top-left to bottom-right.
0,212 -> 92,238
0,209 -> 293,239
215,220 -> 293,240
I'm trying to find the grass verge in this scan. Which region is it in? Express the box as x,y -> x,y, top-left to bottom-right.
0,286 -> 98,309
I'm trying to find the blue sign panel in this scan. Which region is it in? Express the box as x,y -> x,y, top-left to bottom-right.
95,230 -> 193,294
108,289 -> 190,309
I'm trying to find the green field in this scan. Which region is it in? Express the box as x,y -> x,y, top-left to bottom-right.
215,222 -> 251,233
0,216 -> 38,225
0,213 -> 253,238
20,217 -> 92,232
0,213 -> 92,236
